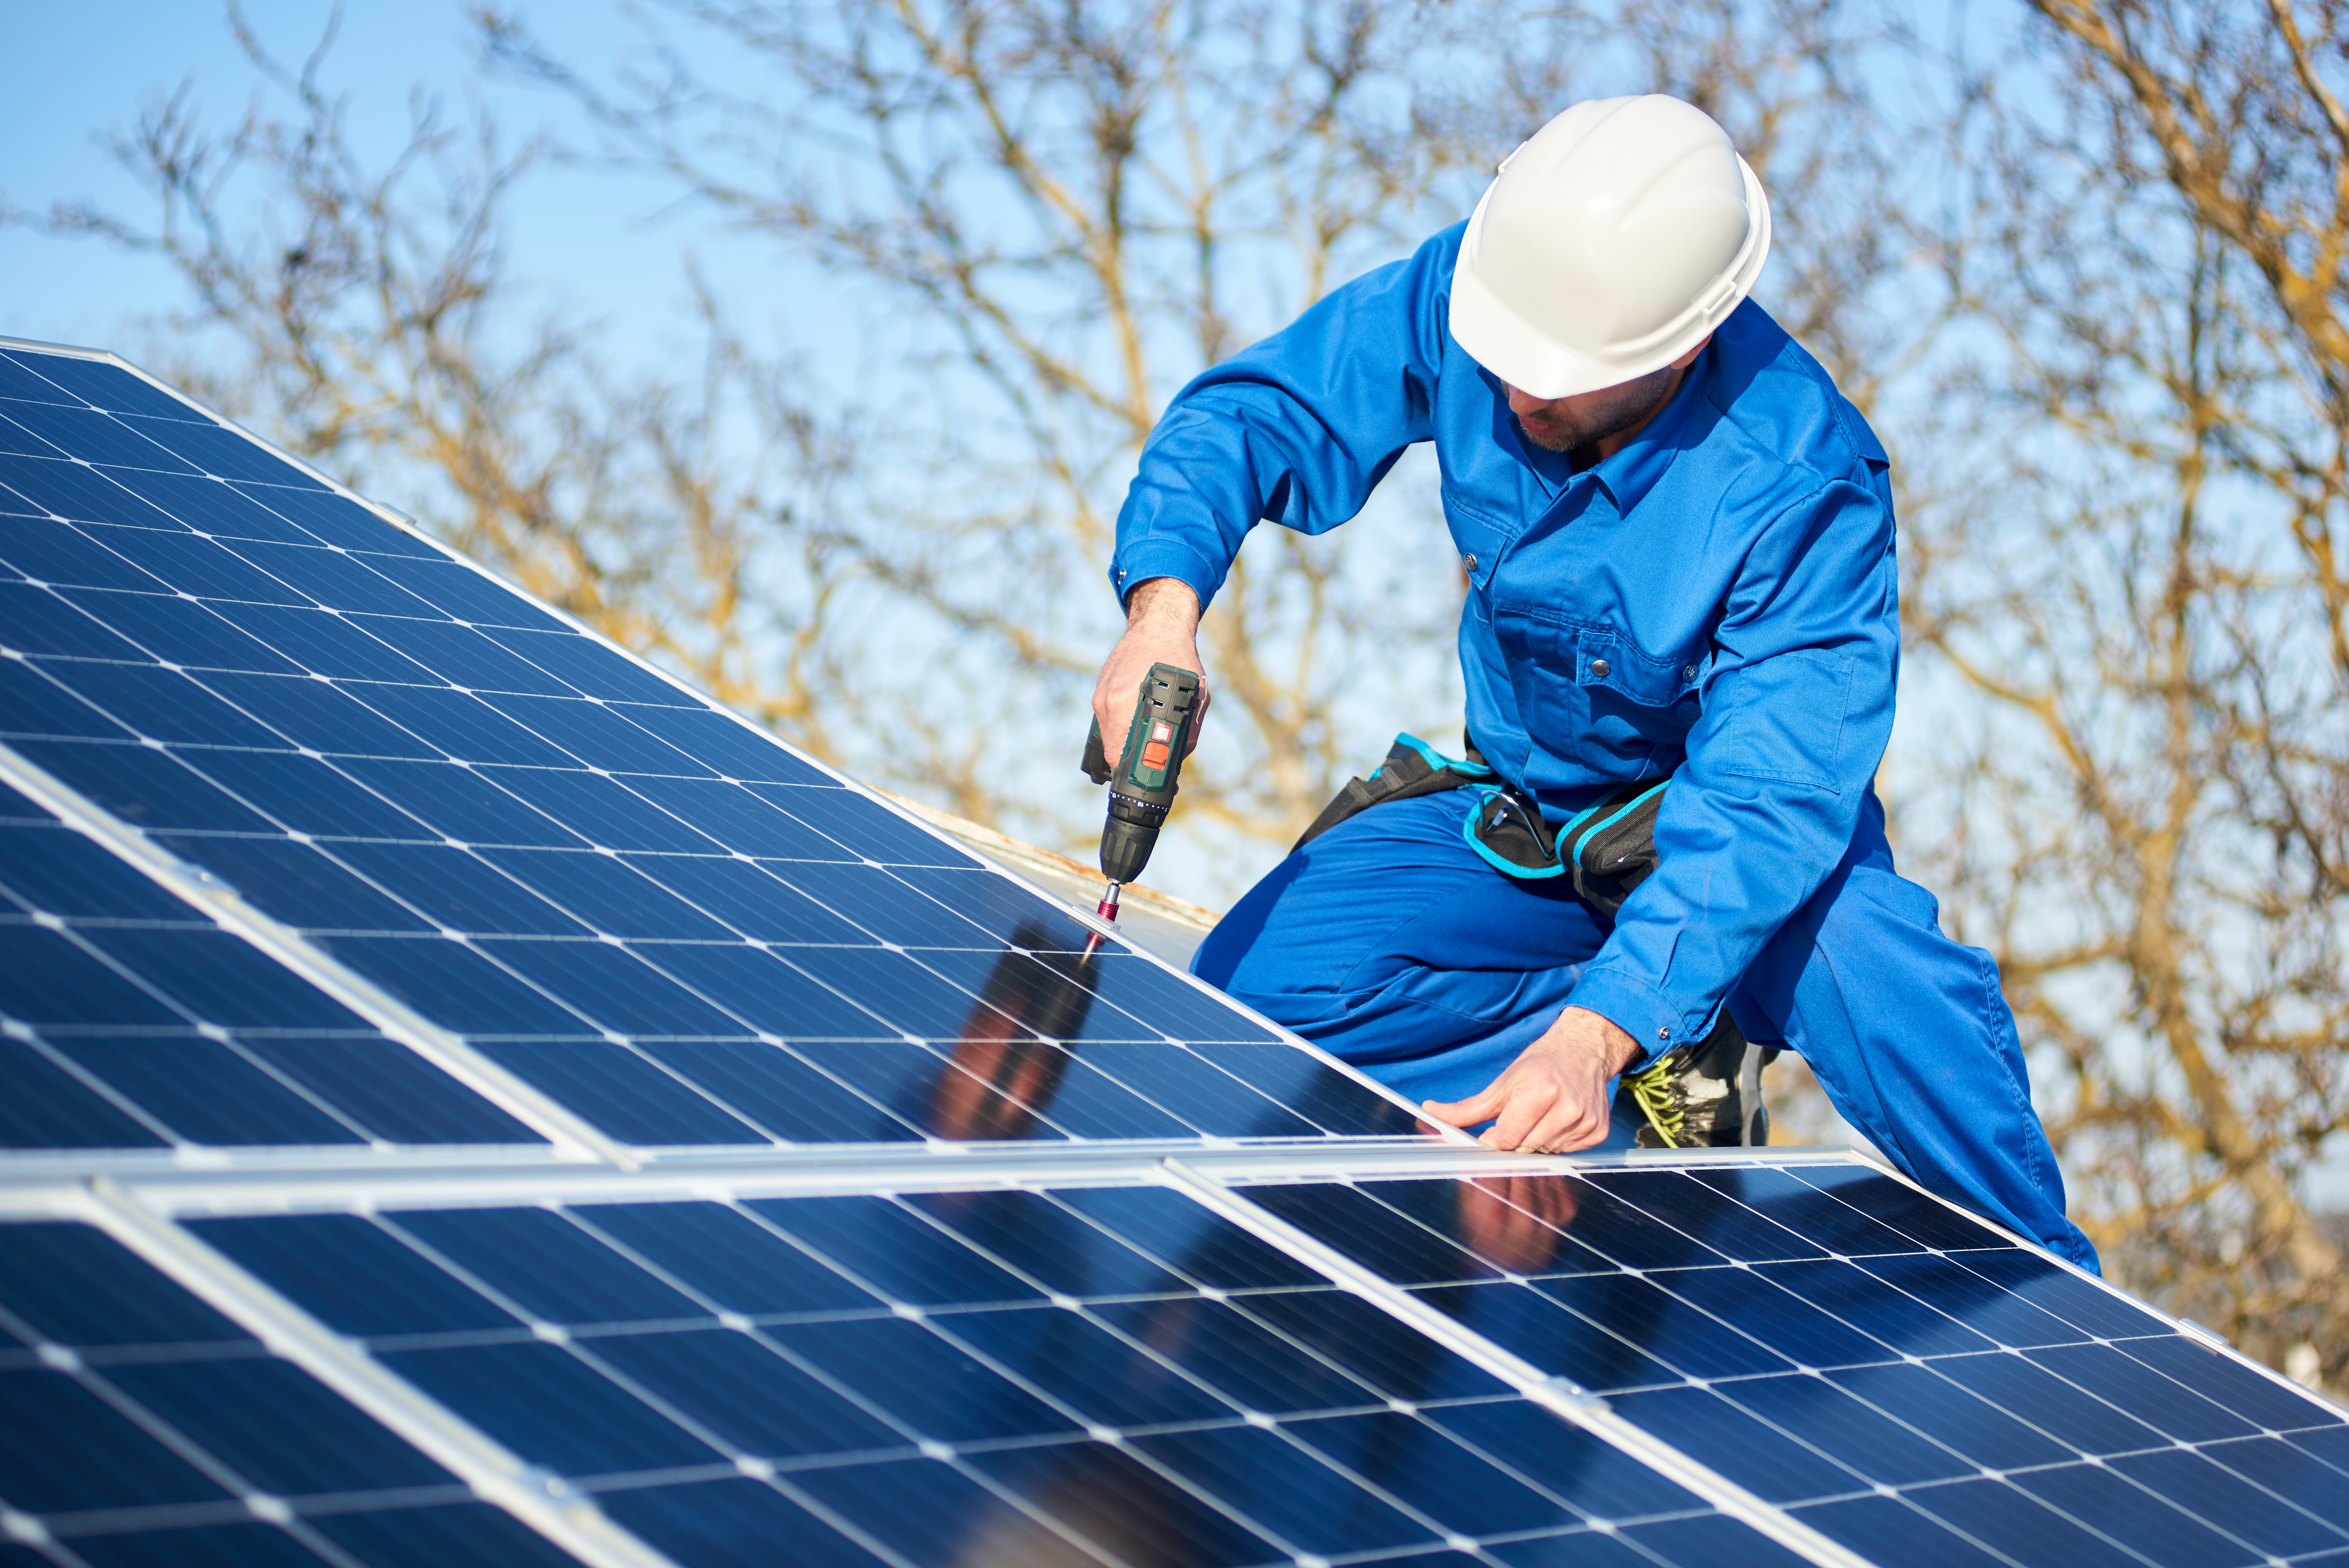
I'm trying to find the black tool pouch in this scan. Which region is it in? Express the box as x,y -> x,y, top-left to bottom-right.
1559,780 -> 1668,920
1292,734 -> 1496,853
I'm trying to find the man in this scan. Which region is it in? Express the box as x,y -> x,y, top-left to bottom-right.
1092,96 -> 2095,1271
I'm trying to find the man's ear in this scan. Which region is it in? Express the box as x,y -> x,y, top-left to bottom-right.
1670,333 -> 1715,372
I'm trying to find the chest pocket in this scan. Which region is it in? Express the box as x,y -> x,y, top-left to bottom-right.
1551,624 -> 1704,774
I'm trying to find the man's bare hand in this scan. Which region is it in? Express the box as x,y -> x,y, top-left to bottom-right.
1421,1007 -> 1641,1153
1093,577 -> 1208,766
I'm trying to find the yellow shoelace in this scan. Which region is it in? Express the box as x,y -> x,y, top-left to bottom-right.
1624,1057 -> 1684,1148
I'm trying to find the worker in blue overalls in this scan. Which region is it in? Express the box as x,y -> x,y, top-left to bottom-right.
1091,94 -> 2096,1272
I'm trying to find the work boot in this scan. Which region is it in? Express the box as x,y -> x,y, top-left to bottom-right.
1618,1014 -> 1779,1148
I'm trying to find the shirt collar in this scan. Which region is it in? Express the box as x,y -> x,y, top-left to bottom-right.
1584,351 -> 1708,514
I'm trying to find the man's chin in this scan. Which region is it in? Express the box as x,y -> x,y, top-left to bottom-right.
1517,421 -> 1581,452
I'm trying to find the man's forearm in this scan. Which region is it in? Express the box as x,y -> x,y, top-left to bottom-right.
1124,576 -> 1201,633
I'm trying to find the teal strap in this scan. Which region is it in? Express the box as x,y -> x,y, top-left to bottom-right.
1372,732 -> 1494,782
1563,781 -> 1669,866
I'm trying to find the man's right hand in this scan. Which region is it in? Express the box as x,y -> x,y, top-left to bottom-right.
1093,577 -> 1208,767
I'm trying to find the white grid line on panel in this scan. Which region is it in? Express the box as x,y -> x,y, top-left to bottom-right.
0,739 -> 636,1169
0,335 -> 1455,1147
70,1178 -> 687,1568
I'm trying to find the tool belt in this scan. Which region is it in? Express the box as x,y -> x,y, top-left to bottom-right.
1296,733 -> 1667,921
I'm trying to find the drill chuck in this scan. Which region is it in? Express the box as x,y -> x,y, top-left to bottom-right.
1099,796 -> 1166,885
1081,663 -> 1201,902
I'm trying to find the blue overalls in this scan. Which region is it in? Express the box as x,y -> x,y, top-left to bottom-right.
1112,223 -> 2097,1272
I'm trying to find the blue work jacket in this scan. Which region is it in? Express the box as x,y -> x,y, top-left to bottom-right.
1111,221 -> 1900,1061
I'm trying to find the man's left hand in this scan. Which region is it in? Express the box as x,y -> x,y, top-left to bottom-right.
1420,1006 -> 1641,1153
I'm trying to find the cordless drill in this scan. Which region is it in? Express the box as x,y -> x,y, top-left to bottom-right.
1080,663 -> 1201,926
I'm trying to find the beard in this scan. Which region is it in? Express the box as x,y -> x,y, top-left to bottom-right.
1515,363 -> 1681,454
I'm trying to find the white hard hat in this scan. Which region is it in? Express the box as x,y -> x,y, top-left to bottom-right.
1449,95 -> 1771,399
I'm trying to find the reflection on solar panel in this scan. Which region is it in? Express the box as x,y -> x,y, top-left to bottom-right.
2,337 -> 2340,1568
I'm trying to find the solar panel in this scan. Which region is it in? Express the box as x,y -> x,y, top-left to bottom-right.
3,339 -> 2341,1568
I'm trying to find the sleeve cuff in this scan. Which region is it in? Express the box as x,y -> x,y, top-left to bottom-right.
1567,967 -> 1716,1070
1109,540 -> 1229,611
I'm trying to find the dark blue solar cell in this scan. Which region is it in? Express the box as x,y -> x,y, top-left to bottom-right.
1084,955 -> 1283,1044
787,1039 -> 1060,1141
1245,1183 -> 1501,1284
480,940 -> 748,1034
37,660 -> 285,747
0,579 -> 152,658
0,822 -> 193,919
64,1523 -> 337,1568
478,694 -> 714,777
598,1478 -> 891,1568
2290,1422 -> 2349,1472
353,684 -> 570,766
2012,1463 -> 2266,1568
353,617 -> 575,695
616,704 -> 833,781
1719,1373 -> 1976,1486
1927,1351 -> 2169,1454
378,1341 -> 723,1475
1584,1170 -> 1827,1263
1351,1177 -> 1615,1276
55,586 -> 306,672
1296,1409 -> 1585,1537
321,936 -> 595,1033
748,1196 -> 1039,1306
6,354 -> 205,422
977,1438 -> 1305,1561
1788,1495 -> 2010,1568
887,866 -> 1093,953
0,454 -> 180,526
616,775 -> 851,859
760,861 -> 986,947
0,353 -> 83,406
1604,1385 -> 1864,1504
102,470 -> 315,543
237,1036 -> 537,1144
933,1307 -> 1230,1425
178,750 -> 433,839
1649,1266 -> 1896,1370
92,526 -> 312,603
1084,1297 -> 1379,1413
392,1207 -> 708,1326
1854,1253 -> 2082,1349
631,946 -> 882,1035
1483,1532 -> 1659,1568
1618,1518 -> 1818,1568
1431,1400 -> 1704,1521
634,1040 -> 914,1142
1907,1476 -> 2165,1568
106,1355 -> 456,1495
1122,1423 -> 1437,1556
974,1046 -> 1199,1140
358,555 -> 567,630
0,1222 -> 249,1345
0,1370 -> 231,1510
230,483 -> 439,556
0,925 -> 183,1025
0,403 -> 197,471
761,1318 -> 1074,1440
79,928 -> 366,1028
2109,1445 -> 2347,1556
324,843 -> 589,935
1065,1043 -> 1308,1137
114,415 -> 324,486
154,835 -> 434,932
0,513 -> 165,590
331,758 -> 583,846
907,1190 -> 1187,1299
0,1038 -> 170,1147
2023,1341 -> 2262,1443
1955,1250 -> 2186,1342
483,767 -> 718,851
1758,1258 -> 1999,1358
1188,1040 -> 1414,1133
475,1041 -> 769,1143
476,849 -> 732,939
197,672 -> 443,757
1411,1281 -> 1682,1392
307,1503 -> 593,1568
1793,1165 -> 2008,1251
745,782 -> 973,867
2201,1434 -> 2349,1532
589,1330 -> 907,1458
188,1212 -> 522,1336
230,540 -> 442,616
578,1203 -> 882,1315
0,779 -> 52,820
201,601 -> 436,681
0,657 -> 129,738
477,626 -> 694,705
784,1459 -> 1078,1566
1823,1361 -> 2075,1470
620,855 -> 866,943
782,948 -> 995,1039
2117,1334 -> 2339,1431
49,1037 -> 363,1145
1053,1187 -> 1324,1291
1688,1165 -> 1934,1256
1238,1288 -> 1511,1401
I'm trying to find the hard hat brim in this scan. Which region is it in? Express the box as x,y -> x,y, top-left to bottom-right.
1447,153 -> 1773,401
